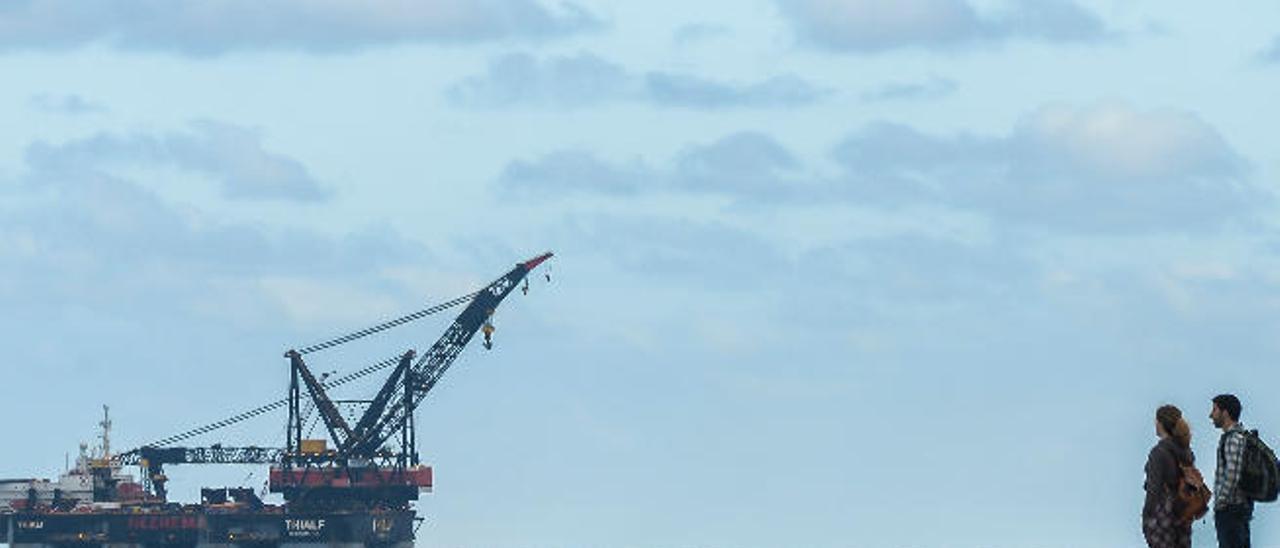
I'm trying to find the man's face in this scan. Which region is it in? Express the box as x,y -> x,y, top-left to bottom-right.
1211,404 -> 1226,428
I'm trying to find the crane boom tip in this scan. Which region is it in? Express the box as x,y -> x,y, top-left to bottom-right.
522,251 -> 554,271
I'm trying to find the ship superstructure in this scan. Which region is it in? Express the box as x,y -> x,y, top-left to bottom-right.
0,407 -> 148,512
0,253 -> 553,547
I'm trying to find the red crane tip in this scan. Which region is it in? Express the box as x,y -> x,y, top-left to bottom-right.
522,251 -> 554,271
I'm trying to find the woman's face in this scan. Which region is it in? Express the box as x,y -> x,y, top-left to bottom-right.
1155,418 -> 1167,438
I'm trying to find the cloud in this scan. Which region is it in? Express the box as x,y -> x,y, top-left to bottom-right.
1008,104 -> 1242,183
447,52 -> 827,109
0,0 -> 603,56
672,132 -> 801,196
547,212 -> 1043,343
28,93 -> 106,114
25,121 -> 330,202
834,103 -> 1257,231
499,132 -> 802,198
860,76 -> 957,102
1261,36 -> 1280,64
0,150 -> 429,330
831,121 -> 1004,202
446,52 -> 633,108
774,0 -> 1110,53
560,215 -> 789,291
998,0 -> 1111,42
498,103 -> 1263,233
795,233 -> 1036,314
645,73 -> 826,109
498,149 -> 654,196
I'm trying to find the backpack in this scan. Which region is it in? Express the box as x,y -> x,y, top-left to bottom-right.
1235,430 -> 1280,503
1175,462 -> 1212,525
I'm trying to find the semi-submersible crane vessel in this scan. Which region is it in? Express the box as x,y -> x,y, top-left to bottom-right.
0,253 -> 553,547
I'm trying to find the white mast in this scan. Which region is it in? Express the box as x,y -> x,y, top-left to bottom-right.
99,405 -> 112,459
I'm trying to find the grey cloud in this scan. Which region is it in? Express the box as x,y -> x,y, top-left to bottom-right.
645,73 -> 826,109
166,122 -> 329,201
834,104 -> 1258,232
0,133 -> 449,417
499,132 -> 800,198
447,52 -> 826,109
498,149 -> 654,196
554,212 -> 1040,334
562,215 -> 788,291
29,93 -> 106,114
446,53 -> 633,108
860,77 -> 957,102
8,173 -> 410,278
499,103 -> 1263,234
0,0 -> 603,56
774,0 -> 1110,53
0,156 -> 429,326
1262,36 -> 1280,64
796,234 -> 1036,314
25,122 -> 330,202
997,0 -> 1110,42
1024,263 -> 1280,372
832,122 -> 1008,201
673,132 -> 800,196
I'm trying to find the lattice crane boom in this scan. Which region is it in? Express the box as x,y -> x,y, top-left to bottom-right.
345,252 -> 553,456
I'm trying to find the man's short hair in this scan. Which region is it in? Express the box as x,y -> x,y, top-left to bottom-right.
1214,394 -> 1242,421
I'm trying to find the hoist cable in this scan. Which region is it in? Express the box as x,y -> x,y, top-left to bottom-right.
135,354 -> 403,449
294,291 -> 479,355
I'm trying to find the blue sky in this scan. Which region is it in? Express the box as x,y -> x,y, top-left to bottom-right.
2,1 -> 1280,547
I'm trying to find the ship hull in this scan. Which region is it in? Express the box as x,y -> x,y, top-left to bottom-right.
1,509 -> 416,547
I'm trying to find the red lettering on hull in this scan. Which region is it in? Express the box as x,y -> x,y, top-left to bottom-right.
127,516 -> 200,530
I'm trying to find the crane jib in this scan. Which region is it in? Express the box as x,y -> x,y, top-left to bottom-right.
118,252 -> 554,462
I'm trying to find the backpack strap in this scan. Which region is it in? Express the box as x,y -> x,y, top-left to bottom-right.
1238,429 -> 1255,451
1221,428 -> 1248,450
1219,428 -> 1252,470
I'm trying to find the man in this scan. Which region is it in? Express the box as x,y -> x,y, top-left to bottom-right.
1211,394 -> 1251,548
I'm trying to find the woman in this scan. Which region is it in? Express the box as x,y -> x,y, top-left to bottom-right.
1143,404 -> 1195,548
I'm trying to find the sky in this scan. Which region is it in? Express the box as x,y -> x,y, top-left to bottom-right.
1,1 -> 1280,547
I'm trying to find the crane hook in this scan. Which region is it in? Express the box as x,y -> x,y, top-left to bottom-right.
522,278 -> 529,295
482,318 -> 495,350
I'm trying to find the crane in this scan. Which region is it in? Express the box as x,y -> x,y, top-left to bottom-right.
115,252 -> 553,506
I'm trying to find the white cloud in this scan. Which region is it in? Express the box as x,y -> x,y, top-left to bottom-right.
1010,103 -> 1243,182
